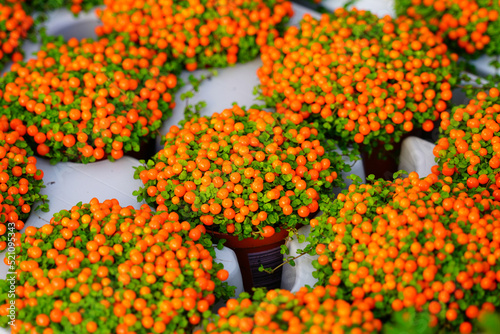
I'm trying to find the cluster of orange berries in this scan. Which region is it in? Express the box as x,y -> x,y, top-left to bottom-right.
95,0 -> 293,71
0,0 -> 105,73
396,0 -> 500,56
257,8 -> 459,154
0,116 -> 46,251
134,104 -> 346,240
0,35 -> 179,163
0,198 -> 233,333
195,286 -> 382,334
0,1 -> 33,70
435,87 -> 500,190
308,169 -> 500,333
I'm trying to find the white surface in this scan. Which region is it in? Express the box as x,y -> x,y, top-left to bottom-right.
281,225 -> 318,292
398,136 -> 436,178
469,55 -> 500,78
43,8 -> 101,40
31,156 -> 145,224
158,59 -> 265,151
213,247 -> 244,304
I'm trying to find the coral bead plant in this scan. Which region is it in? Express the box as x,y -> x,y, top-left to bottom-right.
95,0 -> 293,71
0,198 -> 234,333
434,87 -> 500,190
395,0 -> 500,57
0,35 -> 179,163
134,105 -> 346,240
257,8 -> 460,155
0,1 -> 34,70
307,172 -> 500,333
0,116 -> 46,252
195,286 -> 383,334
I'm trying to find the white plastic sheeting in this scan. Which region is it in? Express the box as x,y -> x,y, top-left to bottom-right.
399,137 -> 437,178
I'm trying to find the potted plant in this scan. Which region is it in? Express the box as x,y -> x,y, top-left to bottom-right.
95,0 -> 294,71
0,198 -> 234,333
306,172 -> 500,333
135,104 -> 346,239
134,104 -> 347,290
195,286 -> 383,333
0,1 -> 34,71
0,116 -> 47,252
256,8 -> 461,177
0,34 -> 180,164
434,86 -> 500,190
395,0 -> 500,57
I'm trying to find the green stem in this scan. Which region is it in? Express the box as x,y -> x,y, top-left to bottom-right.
261,251 -> 308,274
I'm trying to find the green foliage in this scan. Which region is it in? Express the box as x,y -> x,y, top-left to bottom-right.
435,84 -> 500,189
394,0 -> 500,58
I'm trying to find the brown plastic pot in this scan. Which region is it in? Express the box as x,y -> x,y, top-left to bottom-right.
208,228 -> 289,293
126,138 -> 157,161
361,145 -> 399,180
361,129 -> 425,180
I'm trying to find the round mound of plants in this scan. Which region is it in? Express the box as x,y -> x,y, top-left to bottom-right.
257,8 -> 461,155
0,198 -> 234,333
434,87 -> 500,190
95,0 -> 293,71
0,1 -> 34,70
195,286 -> 383,334
306,172 -> 500,333
0,35 -> 180,163
134,104 -> 346,240
395,0 -> 500,57
0,116 -> 47,252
